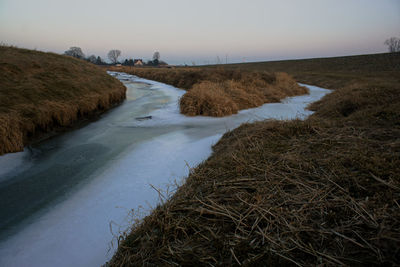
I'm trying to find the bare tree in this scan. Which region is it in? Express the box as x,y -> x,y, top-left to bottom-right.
384,37 -> 400,52
64,47 -> 85,59
108,49 -> 121,64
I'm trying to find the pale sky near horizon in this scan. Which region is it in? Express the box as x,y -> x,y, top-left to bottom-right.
0,0 -> 399,64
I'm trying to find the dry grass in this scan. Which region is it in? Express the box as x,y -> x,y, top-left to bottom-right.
308,81 -> 400,127
108,66 -> 308,116
111,121 -> 399,266
110,53 -> 400,266
207,52 -> 400,89
0,46 -> 126,155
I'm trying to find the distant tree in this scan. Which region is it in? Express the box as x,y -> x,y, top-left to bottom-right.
108,49 -> 121,64
153,51 -> 160,60
87,54 -> 97,63
122,59 -> 135,66
384,37 -> 400,52
146,60 -> 154,66
64,47 -> 85,59
95,56 -> 105,65
153,51 -> 160,66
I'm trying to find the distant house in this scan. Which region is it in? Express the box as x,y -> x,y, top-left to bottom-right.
115,63 -> 122,67
133,59 -> 144,66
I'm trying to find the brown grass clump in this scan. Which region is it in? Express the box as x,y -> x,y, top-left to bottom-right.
0,46 -> 126,155
308,82 -> 400,127
179,81 -> 239,116
110,53 -> 400,266
109,66 -> 308,117
179,72 -> 309,116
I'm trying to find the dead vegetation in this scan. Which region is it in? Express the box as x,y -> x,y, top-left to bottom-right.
111,122 -> 400,266
0,46 -> 126,155
110,53 -> 400,266
208,52 -> 400,90
108,66 -> 308,117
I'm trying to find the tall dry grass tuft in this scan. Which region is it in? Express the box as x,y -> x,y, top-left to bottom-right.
179,81 -> 239,116
0,46 -> 126,155
109,66 -> 308,116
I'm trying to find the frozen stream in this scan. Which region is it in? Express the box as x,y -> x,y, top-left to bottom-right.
0,72 -> 330,266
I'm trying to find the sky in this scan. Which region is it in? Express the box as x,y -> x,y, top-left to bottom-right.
0,0 -> 399,65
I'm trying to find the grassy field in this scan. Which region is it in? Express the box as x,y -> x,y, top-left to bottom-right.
108,66 -> 307,116
110,53 -> 400,266
209,52 -> 400,89
0,46 -> 126,155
